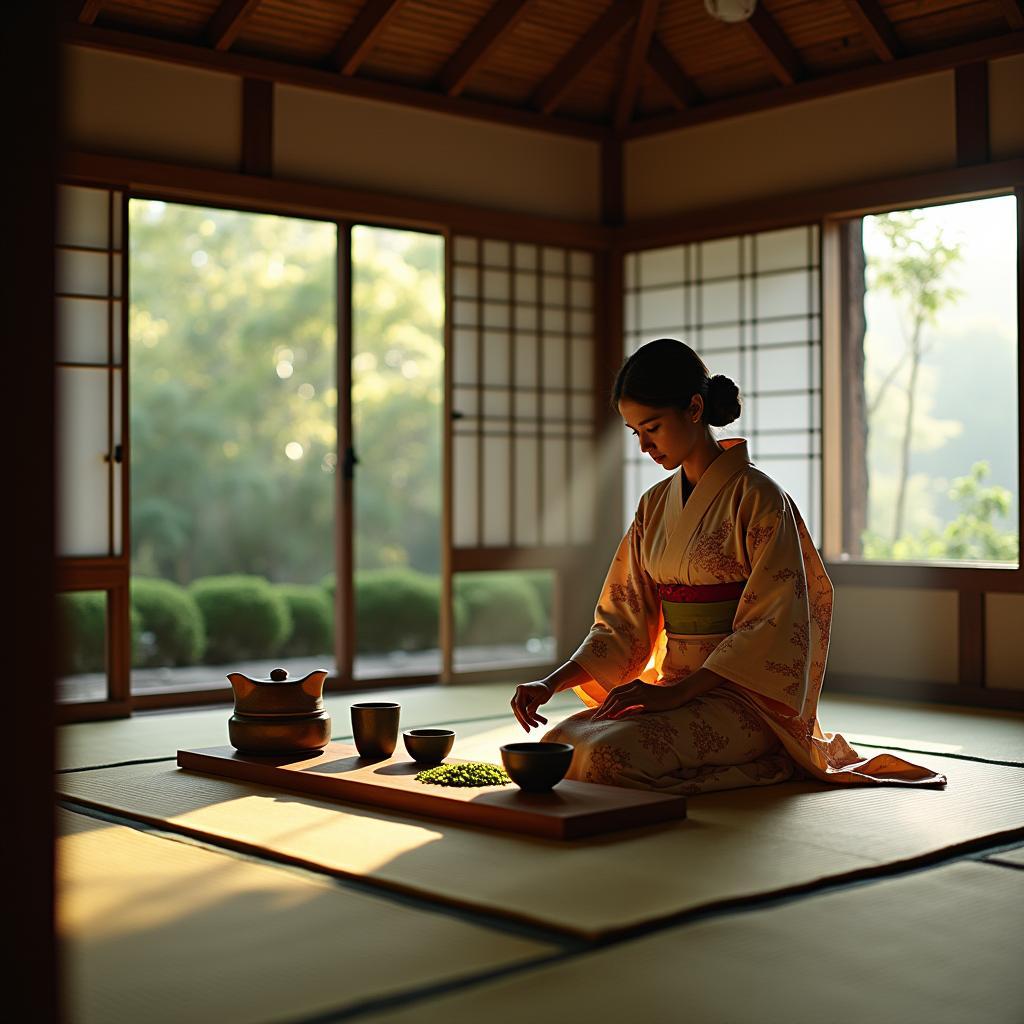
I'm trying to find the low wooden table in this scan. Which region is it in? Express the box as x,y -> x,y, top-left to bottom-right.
177,743 -> 688,840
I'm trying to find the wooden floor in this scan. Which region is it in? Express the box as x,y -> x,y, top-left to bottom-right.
58,684 -> 1024,1023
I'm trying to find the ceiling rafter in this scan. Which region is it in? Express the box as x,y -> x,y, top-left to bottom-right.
842,0 -> 902,61
646,35 -> 702,109
993,0 -> 1024,30
438,0 -> 534,98
331,0 -> 406,76
204,0 -> 263,52
614,0 -> 660,131
743,4 -> 803,86
530,0 -> 639,115
77,1 -> 103,24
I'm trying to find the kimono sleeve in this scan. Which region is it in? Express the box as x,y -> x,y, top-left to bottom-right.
569,511 -> 663,707
703,496 -> 821,718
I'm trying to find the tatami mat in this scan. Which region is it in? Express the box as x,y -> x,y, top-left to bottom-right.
59,684 -> 1024,774
360,862 -> 1024,1024
820,692 -> 1024,764
56,741 -> 1024,939
58,807 -> 557,1024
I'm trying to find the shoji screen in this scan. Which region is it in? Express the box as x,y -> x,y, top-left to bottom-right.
623,226 -> 822,542
55,185 -> 126,558
450,237 -> 597,550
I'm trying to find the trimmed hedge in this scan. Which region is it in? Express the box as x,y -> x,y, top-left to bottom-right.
57,592 -> 141,675
189,575 -> 292,663
276,584 -> 333,657
454,572 -> 545,647
355,568 -> 443,654
131,577 -> 205,668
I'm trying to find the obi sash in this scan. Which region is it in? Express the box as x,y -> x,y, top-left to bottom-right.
658,580 -> 745,635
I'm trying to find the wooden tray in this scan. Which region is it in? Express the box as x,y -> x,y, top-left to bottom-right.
177,743 -> 687,840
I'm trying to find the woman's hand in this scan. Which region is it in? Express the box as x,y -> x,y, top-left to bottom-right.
591,679 -> 693,721
511,680 -> 555,732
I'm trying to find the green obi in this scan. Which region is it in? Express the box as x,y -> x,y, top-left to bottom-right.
661,598 -> 739,635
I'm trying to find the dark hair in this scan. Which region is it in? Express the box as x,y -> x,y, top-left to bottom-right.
612,338 -> 741,428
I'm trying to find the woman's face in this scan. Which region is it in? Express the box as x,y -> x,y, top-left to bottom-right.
618,396 -> 702,472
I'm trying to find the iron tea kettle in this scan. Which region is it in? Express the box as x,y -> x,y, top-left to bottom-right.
227,667 -> 331,754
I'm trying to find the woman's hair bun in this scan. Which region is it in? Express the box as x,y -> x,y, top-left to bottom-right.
705,374 -> 741,427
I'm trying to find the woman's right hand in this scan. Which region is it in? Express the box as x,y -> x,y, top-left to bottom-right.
510,680 -> 555,732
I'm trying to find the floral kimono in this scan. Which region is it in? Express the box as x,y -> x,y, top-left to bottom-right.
543,438 -> 948,795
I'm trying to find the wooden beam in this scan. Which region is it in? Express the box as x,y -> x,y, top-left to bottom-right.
614,0 -> 659,131
204,0 -> 262,52
78,0 -> 103,24
744,4 -> 803,86
438,0 -> 533,98
241,77 -> 273,175
628,31 -> 1024,138
61,150 -> 614,249
601,134 -> 624,226
994,0 -> 1024,31
955,62 -> 990,166
647,35 -> 702,109
531,0 -> 638,115
619,157 -> 1024,249
62,24 -> 607,140
842,0 -> 901,62
331,0 -> 406,76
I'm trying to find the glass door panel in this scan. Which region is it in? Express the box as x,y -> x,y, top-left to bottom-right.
351,226 -> 444,680
128,200 -> 337,696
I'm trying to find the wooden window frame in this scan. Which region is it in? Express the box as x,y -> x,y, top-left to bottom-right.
619,165 -> 1023,711
56,153 -> 614,718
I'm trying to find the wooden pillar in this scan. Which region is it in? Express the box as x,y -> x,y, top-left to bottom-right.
954,62 -> 989,167
7,2 -> 59,1020
242,77 -> 274,176
839,219 -> 869,556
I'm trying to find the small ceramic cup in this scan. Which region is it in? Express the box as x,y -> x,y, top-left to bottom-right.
350,702 -> 401,759
403,728 -> 455,764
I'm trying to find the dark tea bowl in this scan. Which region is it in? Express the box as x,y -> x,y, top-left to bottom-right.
403,728 -> 456,763
500,742 -> 574,793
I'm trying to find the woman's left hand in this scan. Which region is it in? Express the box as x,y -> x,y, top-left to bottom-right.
591,679 -> 691,721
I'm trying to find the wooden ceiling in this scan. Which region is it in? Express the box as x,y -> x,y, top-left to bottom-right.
65,1 -> 1024,138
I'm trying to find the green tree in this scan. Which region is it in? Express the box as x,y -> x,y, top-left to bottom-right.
129,204 -> 444,589
867,211 -> 963,543
862,461 -> 1017,562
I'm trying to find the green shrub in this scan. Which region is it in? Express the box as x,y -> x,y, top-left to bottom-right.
520,570 -> 554,621
455,573 -> 545,647
355,568 -> 441,654
189,575 -> 291,663
131,577 -> 205,667
56,592 -> 107,674
276,584 -> 333,657
56,592 -> 141,675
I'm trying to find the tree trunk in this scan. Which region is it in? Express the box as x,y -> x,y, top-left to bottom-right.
892,317 -> 923,543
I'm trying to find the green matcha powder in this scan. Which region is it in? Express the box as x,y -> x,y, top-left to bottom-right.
415,762 -> 511,787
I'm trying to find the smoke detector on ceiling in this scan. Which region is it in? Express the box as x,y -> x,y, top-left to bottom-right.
704,0 -> 758,23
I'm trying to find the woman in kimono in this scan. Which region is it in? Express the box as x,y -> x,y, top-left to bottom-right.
510,338 -> 947,795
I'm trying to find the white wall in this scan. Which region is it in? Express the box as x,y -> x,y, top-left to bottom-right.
625,61 -> 1024,221
62,46 -> 601,222
274,85 -> 599,221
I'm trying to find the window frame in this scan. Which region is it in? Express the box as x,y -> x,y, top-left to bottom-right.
55,159 -> 613,719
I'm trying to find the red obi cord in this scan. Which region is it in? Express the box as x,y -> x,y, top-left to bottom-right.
658,581 -> 746,603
